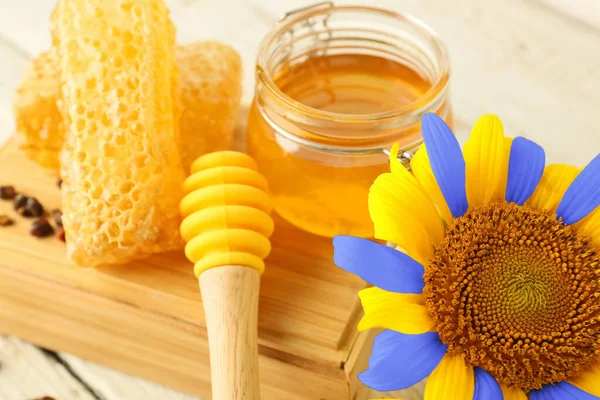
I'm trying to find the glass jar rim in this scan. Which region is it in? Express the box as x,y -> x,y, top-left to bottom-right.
256,2 -> 451,124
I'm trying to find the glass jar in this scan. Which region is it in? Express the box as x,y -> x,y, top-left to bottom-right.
247,2 -> 452,238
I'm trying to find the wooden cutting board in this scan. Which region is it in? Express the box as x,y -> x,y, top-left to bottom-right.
0,137 -> 375,399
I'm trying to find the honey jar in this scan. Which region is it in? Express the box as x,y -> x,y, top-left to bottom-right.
247,2 -> 452,238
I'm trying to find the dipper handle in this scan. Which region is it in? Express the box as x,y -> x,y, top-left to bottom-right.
200,265 -> 260,400
180,151 -> 274,400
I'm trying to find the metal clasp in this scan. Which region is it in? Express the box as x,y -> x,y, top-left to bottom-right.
277,2 -> 334,65
279,1 -> 334,22
382,147 -> 417,171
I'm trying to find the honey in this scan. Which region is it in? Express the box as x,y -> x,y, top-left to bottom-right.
276,54 -> 432,115
248,4 -> 452,238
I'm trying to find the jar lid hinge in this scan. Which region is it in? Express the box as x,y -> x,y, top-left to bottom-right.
279,1 -> 334,22
382,148 -> 415,171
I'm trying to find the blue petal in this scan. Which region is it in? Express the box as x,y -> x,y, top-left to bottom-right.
473,368 -> 503,400
556,154 -> 600,224
333,235 -> 425,294
530,381 -> 600,400
358,330 -> 447,392
505,137 -> 545,205
421,113 -> 468,218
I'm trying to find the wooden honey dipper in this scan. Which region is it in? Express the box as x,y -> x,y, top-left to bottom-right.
180,151 -> 274,400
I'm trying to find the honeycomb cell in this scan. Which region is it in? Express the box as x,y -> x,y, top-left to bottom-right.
53,0 -> 185,266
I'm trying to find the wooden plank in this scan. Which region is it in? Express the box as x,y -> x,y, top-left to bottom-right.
0,135 -> 365,366
61,354 -> 202,400
371,385 -> 425,400
400,0 -> 600,165
0,336 -> 97,400
0,127 -> 364,360
0,252 -> 350,399
0,139 -> 363,398
533,0 -> 600,29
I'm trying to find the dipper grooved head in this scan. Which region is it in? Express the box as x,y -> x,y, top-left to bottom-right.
180,151 -> 274,277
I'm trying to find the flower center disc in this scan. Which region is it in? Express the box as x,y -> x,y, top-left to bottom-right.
424,202 -> 600,391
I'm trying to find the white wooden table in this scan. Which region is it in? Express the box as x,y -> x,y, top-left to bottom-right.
0,0 -> 599,398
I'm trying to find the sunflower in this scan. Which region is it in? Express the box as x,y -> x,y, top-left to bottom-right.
334,113 -> 600,399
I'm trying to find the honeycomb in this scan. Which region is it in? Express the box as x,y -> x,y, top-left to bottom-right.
52,0 -> 185,266
13,49 -> 63,169
13,41 -> 242,171
177,41 -> 242,170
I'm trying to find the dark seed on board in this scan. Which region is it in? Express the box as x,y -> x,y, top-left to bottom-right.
56,178 -> 63,189
0,185 -> 17,200
27,198 -> 44,217
17,197 -> 44,218
0,214 -> 14,227
52,209 -> 63,227
57,229 -> 66,242
30,218 -> 54,238
13,194 -> 28,211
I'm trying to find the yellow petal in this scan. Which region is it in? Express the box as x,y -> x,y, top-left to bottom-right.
371,172 -> 445,245
576,208 -> 600,248
424,353 -> 474,400
358,287 -> 433,334
389,142 -> 405,175
463,115 -> 507,206
569,361 -> 600,396
500,384 -> 527,400
527,164 -> 580,213
369,171 -> 445,263
492,136 -> 513,201
410,144 -> 453,224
